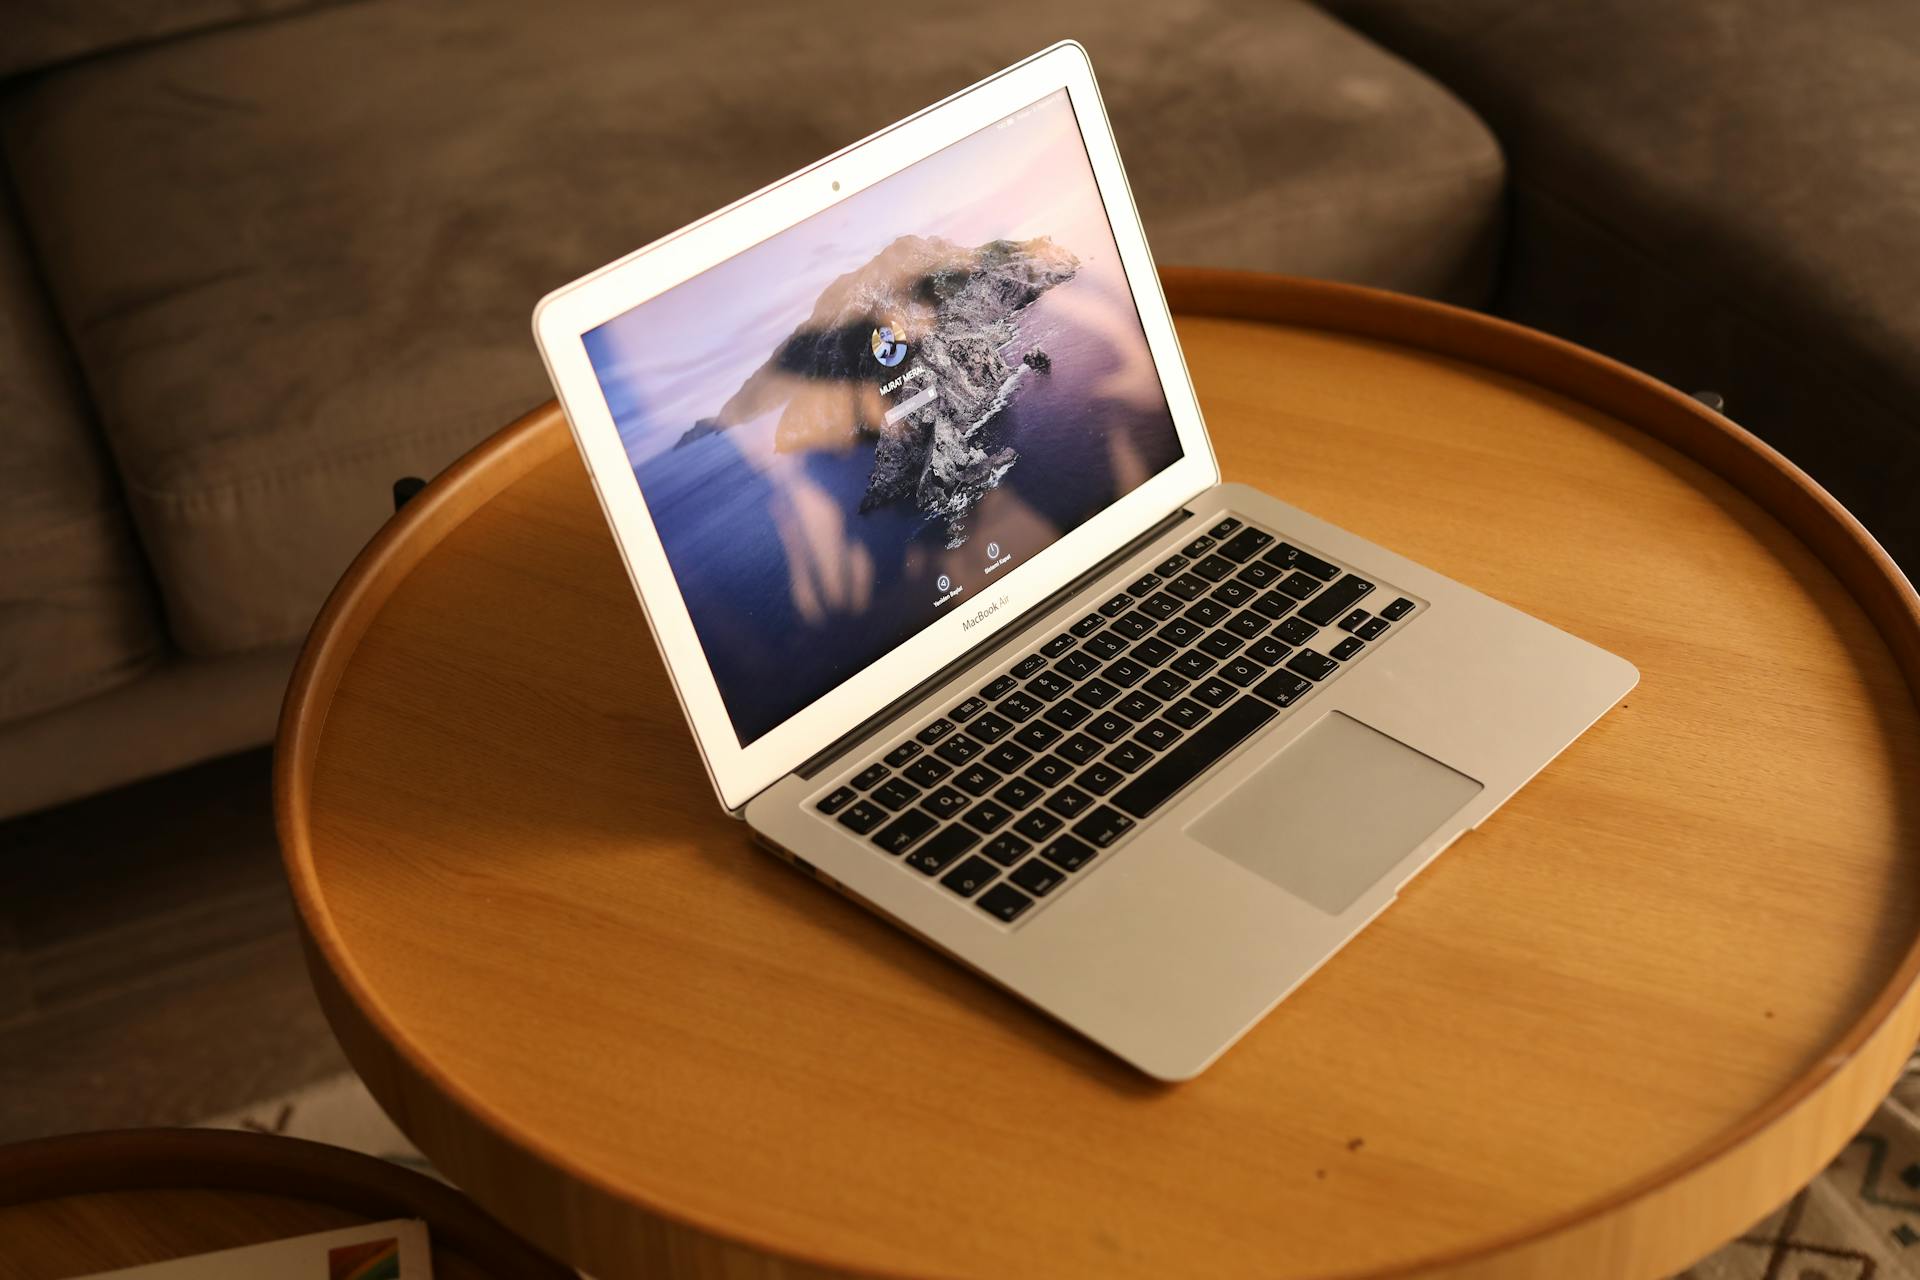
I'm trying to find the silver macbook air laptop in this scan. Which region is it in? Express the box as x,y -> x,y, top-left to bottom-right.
532,42 -> 1636,1080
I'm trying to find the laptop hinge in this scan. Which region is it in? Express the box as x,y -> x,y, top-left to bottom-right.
793,505 -> 1196,782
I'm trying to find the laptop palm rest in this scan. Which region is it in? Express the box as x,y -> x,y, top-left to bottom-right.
1186,712 -> 1483,915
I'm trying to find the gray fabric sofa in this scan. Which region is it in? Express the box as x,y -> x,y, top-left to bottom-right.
0,0 -> 1505,818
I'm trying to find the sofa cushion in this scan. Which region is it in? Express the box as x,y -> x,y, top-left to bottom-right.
0,0 -> 353,79
1323,0 -> 1920,571
3,0 -> 1502,656
0,191 -> 162,721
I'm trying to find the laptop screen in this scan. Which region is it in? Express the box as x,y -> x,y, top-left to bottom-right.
582,88 -> 1184,746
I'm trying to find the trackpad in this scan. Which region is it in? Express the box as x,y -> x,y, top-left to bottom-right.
1186,712 -> 1482,914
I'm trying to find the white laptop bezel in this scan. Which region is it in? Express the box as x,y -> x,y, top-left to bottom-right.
533,41 -> 1217,813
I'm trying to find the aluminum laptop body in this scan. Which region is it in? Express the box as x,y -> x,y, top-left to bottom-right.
533,42 -> 1636,1080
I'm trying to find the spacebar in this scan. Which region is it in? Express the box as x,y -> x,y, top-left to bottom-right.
1112,695 -> 1276,820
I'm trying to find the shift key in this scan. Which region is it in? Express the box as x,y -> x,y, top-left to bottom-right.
1297,574 -> 1374,627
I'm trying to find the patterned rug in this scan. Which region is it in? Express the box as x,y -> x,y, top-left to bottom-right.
200,1052 -> 1920,1277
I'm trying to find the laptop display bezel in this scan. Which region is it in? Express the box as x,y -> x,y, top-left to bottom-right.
533,41 -> 1218,812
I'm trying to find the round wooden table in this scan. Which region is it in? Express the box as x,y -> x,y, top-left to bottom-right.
277,269 -> 1920,1279
0,1129 -> 570,1278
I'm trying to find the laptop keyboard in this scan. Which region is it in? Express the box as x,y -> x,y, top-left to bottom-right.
810,514 -> 1422,928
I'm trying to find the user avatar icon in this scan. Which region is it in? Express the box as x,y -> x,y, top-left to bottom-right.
870,322 -> 908,367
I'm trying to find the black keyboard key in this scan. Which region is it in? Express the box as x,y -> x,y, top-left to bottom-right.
1158,617 -> 1204,647
903,756 -> 951,787
1024,754 -> 1073,787
917,719 -> 955,745
921,787 -> 970,819
1044,698 -> 1091,730
852,763 -> 889,790
1084,711 -> 1132,743
1251,590 -> 1292,620
1045,785 -> 1094,818
1331,636 -> 1365,661
1132,637 -> 1177,667
1185,598 -> 1229,627
962,800 -> 1013,833
1084,631 -> 1126,660
1072,805 -> 1136,848
1357,617 -> 1390,641
1029,671 -> 1075,702
1077,678 -> 1122,708
1192,554 -> 1237,582
873,808 -> 938,854
982,833 -> 1032,867
1142,670 -> 1189,701
1198,630 -> 1243,659
997,692 -> 1042,722
1112,695 -> 1275,819
1139,591 -> 1183,620
1252,668 -> 1313,706
1181,535 -> 1215,557
1211,579 -> 1255,608
1237,560 -> 1281,588
934,734 -> 983,765
1277,616 -> 1318,646
1208,516 -> 1241,539
1380,597 -> 1415,621
1106,741 -> 1154,773
1219,657 -> 1263,687
1013,653 -> 1048,679
838,799 -> 887,834
905,825 -> 977,875
985,742 -> 1032,772
1165,697 -> 1210,729
1278,571 -> 1322,601
1078,762 -> 1125,795
994,777 -> 1045,809
1264,542 -> 1341,581
1226,609 -> 1268,639
1164,572 -> 1209,602
977,883 -> 1034,923
1191,676 -> 1238,707
1041,632 -> 1076,657
1111,611 -> 1156,642
1218,526 -> 1273,561
1070,613 -> 1105,637
1127,573 -> 1161,596
1103,657 -> 1151,687
1134,718 -> 1182,751
1054,650 -> 1098,681
1055,732 -> 1102,765
816,786 -> 856,814
1299,574 -> 1375,627
1013,721 -> 1061,751
1099,593 -> 1133,617
981,675 -> 1018,700
1170,650 -> 1217,680
1115,690 -> 1162,721
969,712 -> 1014,744
1040,834 -> 1098,871
952,764 -> 1002,796
1286,649 -> 1340,682
1156,555 -> 1189,577
951,696 -> 988,722
872,777 -> 922,810
1338,608 -> 1372,633
941,855 -> 1001,898
1013,809 -> 1063,841
882,742 -> 921,768
1010,859 -> 1066,896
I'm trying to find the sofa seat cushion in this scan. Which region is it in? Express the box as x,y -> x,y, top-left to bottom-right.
0,192 -> 162,721
3,0 -> 1502,656
1324,0 -> 1920,571
0,0 -> 354,78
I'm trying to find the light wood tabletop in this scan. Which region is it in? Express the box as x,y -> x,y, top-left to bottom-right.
277,270 -> 1920,1279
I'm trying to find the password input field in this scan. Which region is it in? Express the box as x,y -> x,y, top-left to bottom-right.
884,385 -> 938,426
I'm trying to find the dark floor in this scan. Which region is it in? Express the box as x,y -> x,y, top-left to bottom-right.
0,749 -> 347,1143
